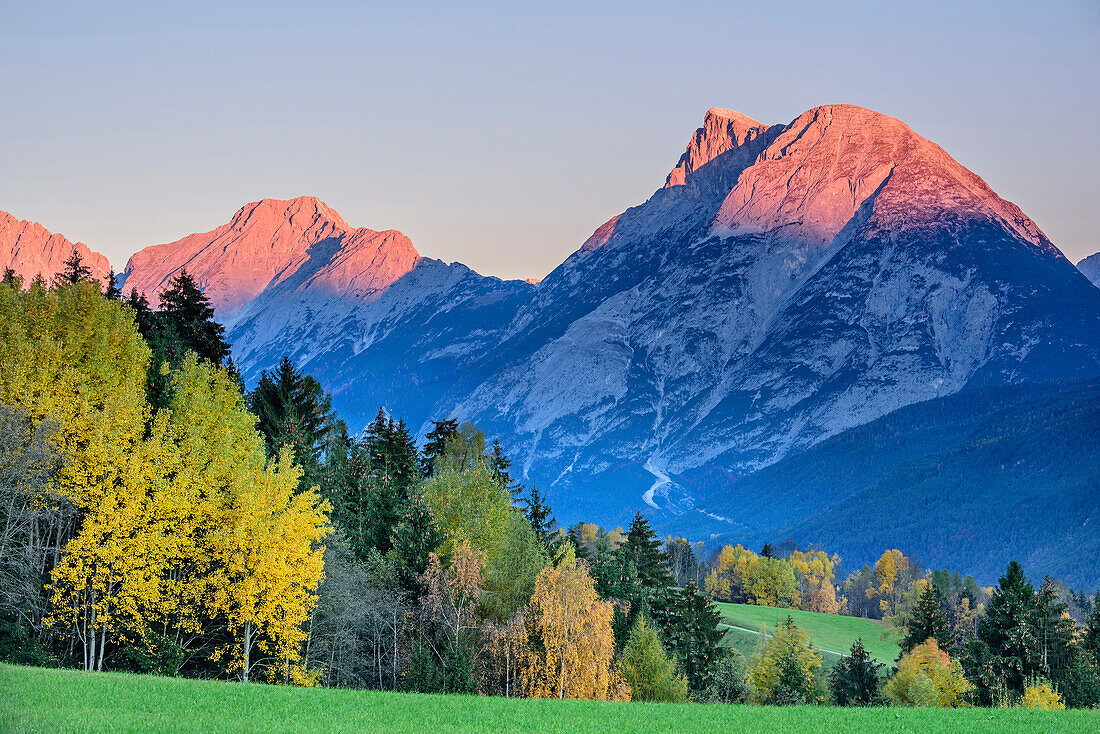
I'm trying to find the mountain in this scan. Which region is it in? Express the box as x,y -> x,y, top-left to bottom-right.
664,379 -> 1100,587
118,196 -> 535,426
1079,252 -> 1100,288
437,105 -> 1100,523
0,211 -> 111,284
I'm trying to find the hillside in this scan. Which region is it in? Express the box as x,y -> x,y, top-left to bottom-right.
4,665 -> 1092,734
672,380 -> 1100,587
717,603 -> 900,666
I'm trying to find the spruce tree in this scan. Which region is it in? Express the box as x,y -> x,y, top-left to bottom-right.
663,580 -> 724,691
522,485 -> 558,551
248,358 -> 332,491
1,267 -> 19,288
965,561 -> 1043,703
421,419 -> 458,477
55,250 -> 92,285
157,270 -> 229,365
829,638 -> 883,705
104,269 -> 121,300
902,582 -> 950,653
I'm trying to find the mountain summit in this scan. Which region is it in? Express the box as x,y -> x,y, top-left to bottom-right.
120,196 -> 418,320
0,211 -> 111,284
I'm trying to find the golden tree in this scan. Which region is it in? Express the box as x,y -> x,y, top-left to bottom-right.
884,638 -> 972,707
522,549 -> 625,700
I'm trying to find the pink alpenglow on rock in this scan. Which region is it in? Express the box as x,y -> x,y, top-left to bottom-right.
0,211 -> 111,285
121,196 -> 421,322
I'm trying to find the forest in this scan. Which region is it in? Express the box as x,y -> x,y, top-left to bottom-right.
1,255 -> 1099,710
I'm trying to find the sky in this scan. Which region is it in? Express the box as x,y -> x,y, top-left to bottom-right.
2,1 -> 1097,280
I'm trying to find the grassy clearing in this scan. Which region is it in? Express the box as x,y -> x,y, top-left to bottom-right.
2,664 -> 1095,734
716,602 -> 901,664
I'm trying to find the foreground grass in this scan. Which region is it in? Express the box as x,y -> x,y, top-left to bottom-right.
3,664 -> 1095,734
717,602 -> 901,664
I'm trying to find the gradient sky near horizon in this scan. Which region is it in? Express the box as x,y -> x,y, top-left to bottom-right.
2,1 -> 1097,280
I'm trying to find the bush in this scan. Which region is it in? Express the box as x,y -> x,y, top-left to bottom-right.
885,638 -> 971,707
701,651 -> 749,703
1019,679 -> 1065,710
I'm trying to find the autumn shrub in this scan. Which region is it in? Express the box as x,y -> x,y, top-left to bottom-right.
1019,679 -> 1065,710
884,638 -> 972,707
747,617 -> 826,705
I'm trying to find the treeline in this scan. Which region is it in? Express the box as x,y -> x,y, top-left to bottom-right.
568,518 -> 1100,708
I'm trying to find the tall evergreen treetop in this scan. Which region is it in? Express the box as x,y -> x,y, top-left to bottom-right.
55,250 -> 93,286
421,419 -> 458,477
902,581 -> 951,653
622,513 -> 674,591
157,270 -> 230,365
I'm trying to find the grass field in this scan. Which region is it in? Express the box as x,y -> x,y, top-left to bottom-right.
716,602 -> 901,665
3,664 -> 1096,734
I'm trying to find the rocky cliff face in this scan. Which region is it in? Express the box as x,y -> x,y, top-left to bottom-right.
0,211 -> 111,284
120,197 -> 363,320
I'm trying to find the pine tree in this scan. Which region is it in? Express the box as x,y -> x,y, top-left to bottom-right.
903,582 -> 951,653
421,419 -> 458,477
55,250 -> 92,285
157,270 -> 230,365
663,580 -> 725,691
1,267 -> 19,288
830,638 -> 883,705
621,513 -> 674,592
104,269 -> 121,300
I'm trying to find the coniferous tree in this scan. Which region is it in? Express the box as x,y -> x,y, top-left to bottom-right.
522,485 -> 558,552
421,419 -> 458,477
157,270 -> 229,365
104,269 -> 121,300
55,250 -> 93,285
902,582 -> 951,653
964,561 -> 1043,704
830,638 -> 883,705
663,580 -> 724,691
248,358 -> 333,491
1,267 -> 19,288
617,615 -> 688,702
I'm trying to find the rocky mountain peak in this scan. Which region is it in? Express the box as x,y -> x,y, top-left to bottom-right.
664,109 -> 771,189
0,210 -> 111,284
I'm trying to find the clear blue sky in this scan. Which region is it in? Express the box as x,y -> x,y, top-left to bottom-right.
2,1 -> 1097,279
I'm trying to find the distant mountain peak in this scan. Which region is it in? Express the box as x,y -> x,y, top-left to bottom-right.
1078,252 -> 1100,288
664,108 -> 771,189
121,196 -> 417,320
0,210 -> 111,283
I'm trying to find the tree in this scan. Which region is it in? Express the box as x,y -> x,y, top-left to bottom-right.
663,580 -> 725,691
522,549 -> 625,700
830,638 -> 883,705
902,581 -> 951,653
249,358 -> 333,491
209,448 -> 329,683
481,511 -> 549,623
618,615 -> 688,702
867,550 -> 916,618
885,638 -> 972,707
522,485 -> 559,553
701,650 -> 749,703
964,561 -> 1043,703
487,440 -> 517,497
747,617 -> 826,705
413,543 -> 485,693
54,250 -> 93,285
104,270 -> 121,300
789,549 -> 841,614
420,419 -> 458,477
155,270 -> 229,365
423,451 -> 511,560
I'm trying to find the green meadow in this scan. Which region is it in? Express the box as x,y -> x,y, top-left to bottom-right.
3,664 -> 1094,734
717,602 -> 901,665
